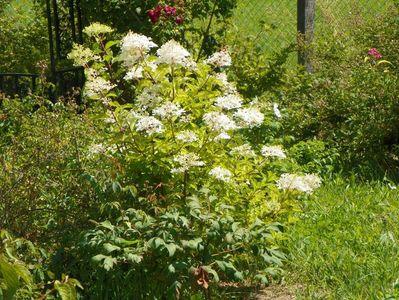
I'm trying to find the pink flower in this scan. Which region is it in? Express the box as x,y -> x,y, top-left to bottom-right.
164,5 -> 176,16
175,16 -> 184,25
368,48 -> 383,59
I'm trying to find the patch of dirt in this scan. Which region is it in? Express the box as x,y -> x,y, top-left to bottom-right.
253,284 -> 301,300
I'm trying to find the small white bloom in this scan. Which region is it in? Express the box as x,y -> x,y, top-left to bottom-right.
135,116 -> 163,135
88,143 -> 106,156
303,174 -> 322,190
120,31 -> 157,66
135,85 -> 163,111
214,132 -> 231,141
205,49 -> 232,68
84,75 -> 116,98
83,23 -> 113,37
276,173 -> 321,194
176,131 -> 198,143
214,94 -> 243,110
261,145 -> 286,159
273,103 -> 282,119
214,73 -> 237,94
230,144 -> 256,157
171,153 -> 205,173
233,108 -> 264,128
104,111 -> 117,124
153,101 -> 185,119
124,66 -> 144,81
203,112 -> 237,132
209,166 -> 232,182
156,40 -> 192,66
68,44 -> 99,66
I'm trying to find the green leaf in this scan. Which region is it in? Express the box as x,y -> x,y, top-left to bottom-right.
233,271 -> 244,281
202,266 -> 219,282
12,263 -> 32,285
103,256 -> 117,271
105,40 -> 119,50
126,254 -> 142,264
54,281 -> 77,300
148,237 -> 165,249
0,255 -> 20,300
103,243 -> 121,253
92,254 -> 107,263
165,243 -> 177,257
168,264 -> 176,274
112,181 -> 122,193
98,220 -> 114,231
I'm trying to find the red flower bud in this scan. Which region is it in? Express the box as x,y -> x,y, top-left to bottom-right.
175,16 -> 184,25
148,6 -> 161,23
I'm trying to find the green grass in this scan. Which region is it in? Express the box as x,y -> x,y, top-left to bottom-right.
231,0 -> 395,55
287,179 -> 399,299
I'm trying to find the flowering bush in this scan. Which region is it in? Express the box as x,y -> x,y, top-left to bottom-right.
66,25 -> 321,298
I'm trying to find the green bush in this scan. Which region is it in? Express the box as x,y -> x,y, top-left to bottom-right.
0,0 -> 49,73
0,97 -> 98,241
279,10 -> 399,172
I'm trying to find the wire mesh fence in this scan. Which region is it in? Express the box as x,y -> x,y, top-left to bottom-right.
231,0 -> 396,58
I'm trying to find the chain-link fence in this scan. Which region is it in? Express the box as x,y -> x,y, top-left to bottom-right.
232,0 -> 395,57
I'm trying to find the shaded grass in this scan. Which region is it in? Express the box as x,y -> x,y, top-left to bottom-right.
287,179 -> 399,299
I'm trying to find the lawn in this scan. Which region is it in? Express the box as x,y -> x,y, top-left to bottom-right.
287,180 -> 399,299
231,0 -> 394,54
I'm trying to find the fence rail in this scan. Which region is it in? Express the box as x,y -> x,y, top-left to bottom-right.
0,73 -> 39,97
0,68 -> 84,99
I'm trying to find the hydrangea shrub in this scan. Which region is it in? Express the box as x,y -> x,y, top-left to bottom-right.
69,25 -> 321,298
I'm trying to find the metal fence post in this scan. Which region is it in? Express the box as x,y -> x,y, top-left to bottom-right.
297,0 -> 315,72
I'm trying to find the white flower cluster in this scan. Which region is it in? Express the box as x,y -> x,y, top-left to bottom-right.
120,32 -> 157,66
233,108 -> 264,128
276,173 -> 322,194
153,101 -> 185,120
156,40 -> 193,67
84,71 -> 116,99
214,132 -> 230,141
230,144 -> 256,157
87,143 -> 118,157
88,143 -> 106,156
83,23 -> 113,37
104,111 -> 117,124
203,112 -> 237,132
171,153 -> 205,173
135,116 -> 163,135
209,166 -> 232,182
214,94 -> 243,110
68,44 -> 99,67
261,145 -> 286,159
214,73 -> 237,94
205,49 -> 232,68
124,66 -> 144,81
273,103 -> 282,119
135,85 -> 163,111
176,130 -> 198,143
